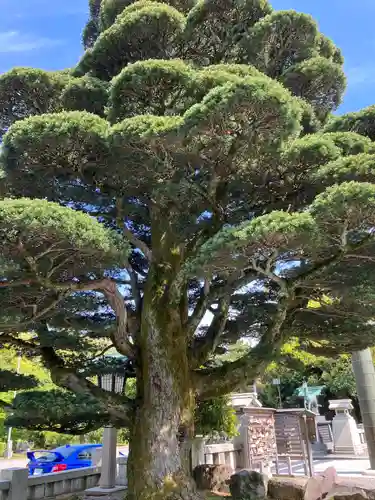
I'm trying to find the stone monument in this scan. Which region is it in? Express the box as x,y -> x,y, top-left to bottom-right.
329,399 -> 366,455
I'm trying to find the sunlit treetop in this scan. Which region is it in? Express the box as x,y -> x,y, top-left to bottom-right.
325,104 -> 375,141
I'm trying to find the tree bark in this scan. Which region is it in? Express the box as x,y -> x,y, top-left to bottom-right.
126,269 -> 201,500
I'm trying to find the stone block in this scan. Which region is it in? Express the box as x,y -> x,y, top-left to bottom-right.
84,485 -> 126,500
0,468 -> 28,500
308,475 -> 375,500
267,472 -> 375,500
268,476 -> 308,500
193,464 -> 232,492
229,469 -> 268,500
304,466 -> 337,500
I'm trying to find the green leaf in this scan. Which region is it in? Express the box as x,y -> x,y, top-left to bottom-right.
77,3 -> 186,80
8,390 -> 108,434
184,0 -> 272,64
181,77 -> 303,158
0,68 -> 67,133
186,211 -> 317,275
324,104 -> 375,141
319,132 -> 375,156
108,59 -> 195,122
241,10 -> 320,77
313,153 -> 375,186
2,111 -> 109,198
0,370 -> 38,392
60,76 -> 109,116
0,198 -> 127,276
310,181 -> 375,231
281,57 -> 346,120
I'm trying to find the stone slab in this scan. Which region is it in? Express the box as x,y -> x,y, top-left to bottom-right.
267,474 -> 375,500
84,485 -> 126,499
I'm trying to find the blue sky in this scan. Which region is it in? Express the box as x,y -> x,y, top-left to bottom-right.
0,0 -> 374,114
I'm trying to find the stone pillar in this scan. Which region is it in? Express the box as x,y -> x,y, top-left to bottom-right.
352,348 -> 375,468
4,440 -> 13,459
100,427 -> 117,489
329,399 -> 365,455
91,447 -> 103,466
1,468 -> 28,500
191,437 -> 205,469
84,427 -> 126,499
116,456 -> 128,487
234,412 -> 251,469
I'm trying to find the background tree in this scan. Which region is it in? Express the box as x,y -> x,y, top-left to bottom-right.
2,0 -> 375,498
258,340 -> 361,416
0,349 -> 38,409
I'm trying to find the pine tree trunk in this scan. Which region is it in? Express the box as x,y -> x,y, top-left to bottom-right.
127,400 -> 200,500
126,272 -> 201,500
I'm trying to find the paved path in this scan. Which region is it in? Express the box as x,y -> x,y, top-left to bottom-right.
275,457 -> 371,476
0,456 -> 27,470
0,449 -> 370,477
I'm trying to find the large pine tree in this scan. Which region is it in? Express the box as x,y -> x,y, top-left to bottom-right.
2,0 -> 375,497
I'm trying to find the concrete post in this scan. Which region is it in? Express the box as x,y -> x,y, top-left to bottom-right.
234,413 -> 251,469
1,468 -> 28,500
100,426 -> 117,489
116,456 -> 128,486
91,447 -> 103,467
191,437 -> 205,469
352,348 -> 375,469
85,426 -> 128,499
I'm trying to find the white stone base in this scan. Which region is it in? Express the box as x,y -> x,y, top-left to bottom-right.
334,444 -> 366,455
84,486 -> 126,499
362,469 -> 375,476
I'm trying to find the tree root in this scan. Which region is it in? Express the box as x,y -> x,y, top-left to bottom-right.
127,470 -> 204,500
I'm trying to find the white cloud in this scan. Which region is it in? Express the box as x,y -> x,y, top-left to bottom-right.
0,31 -> 62,53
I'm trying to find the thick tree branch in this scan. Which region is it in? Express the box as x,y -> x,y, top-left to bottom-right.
0,293 -> 68,331
299,342 -> 342,357
190,298 -> 229,368
99,280 -> 134,358
194,290 -> 293,399
194,233 -> 374,398
0,279 -> 34,288
116,196 -> 152,261
39,344 -> 133,424
1,276 -> 134,357
125,256 -> 142,313
123,226 -> 152,261
0,335 -> 38,352
250,252 -> 287,292
294,233 -> 374,286
186,279 -> 210,336
208,269 -> 257,302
